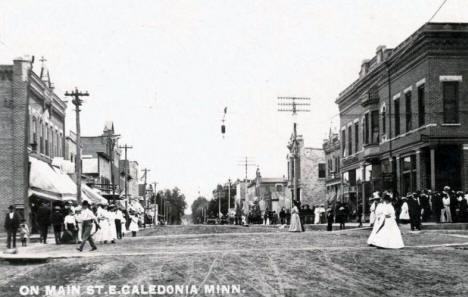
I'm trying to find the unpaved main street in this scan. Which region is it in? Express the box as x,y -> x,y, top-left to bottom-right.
1,227 -> 468,297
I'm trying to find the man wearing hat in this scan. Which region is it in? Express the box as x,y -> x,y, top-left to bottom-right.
4,205 -> 21,249
50,205 -> 64,244
408,193 -> 422,231
77,200 -> 100,252
37,202 -> 51,244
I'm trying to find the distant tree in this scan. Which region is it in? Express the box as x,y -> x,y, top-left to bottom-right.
207,184 -> 230,217
191,196 -> 209,224
158,187 -> 187,225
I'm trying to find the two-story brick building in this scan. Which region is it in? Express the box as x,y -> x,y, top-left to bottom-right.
0,57 -> 67,230
336,23 -> 468,217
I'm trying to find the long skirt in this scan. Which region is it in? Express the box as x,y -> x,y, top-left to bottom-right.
108,220 -> 117,240
94,219 -> 109,242
60,224 -> 76,244
368,216 -> 404,249
289,213 -> 302,232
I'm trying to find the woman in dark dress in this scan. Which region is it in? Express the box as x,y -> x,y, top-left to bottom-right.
61,209 -> 77,244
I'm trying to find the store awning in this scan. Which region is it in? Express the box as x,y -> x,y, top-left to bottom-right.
82,184 -> 108,205
29,156 -> 77,201
128,201 -> 144,213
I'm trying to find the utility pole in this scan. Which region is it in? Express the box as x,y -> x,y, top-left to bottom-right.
218,186 -> 221,220
237,157 -> 256,181
65,87 -> 89,203
153,182 -> 158,227
141,168 -> 150,228
119,144 -> 133,209
278,97 -> 310,204
228,178 -> 231,214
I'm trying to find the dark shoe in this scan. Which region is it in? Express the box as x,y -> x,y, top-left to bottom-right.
76,248 -> 83,252
111,240 -> 116,244
90,247 -> 97,251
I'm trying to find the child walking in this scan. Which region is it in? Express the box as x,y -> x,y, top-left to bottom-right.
19,219 -> 30,247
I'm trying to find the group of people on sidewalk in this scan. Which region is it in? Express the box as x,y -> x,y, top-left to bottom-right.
368,186 -> 468,230
4,200 -> 142,252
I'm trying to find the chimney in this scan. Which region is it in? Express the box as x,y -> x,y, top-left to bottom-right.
359,59 -> 370,78
376,45 -> 386,63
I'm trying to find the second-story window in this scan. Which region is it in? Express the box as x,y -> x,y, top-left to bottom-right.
341,129 -> 346,157
371,110 -> 379,143
394,97 -> 401,135
32,117 -> 37,145
364,113 -> 369,145
348,125 -> 352,155
418,84 -> 425,127
382,106 -> 386,137
443,82 -> 459,124
318,163 -> 326,178
354,122 -> 359,153
405,91 -> 412,132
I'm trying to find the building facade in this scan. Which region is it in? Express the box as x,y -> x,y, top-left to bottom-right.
81,122 -> 121,199
0,57 -> 67,230
336,23 -> 468,217
322,132 -> 341,206
286,135 -> 327,207
246,168 -> 289,214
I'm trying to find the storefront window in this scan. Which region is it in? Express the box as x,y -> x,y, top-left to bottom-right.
365,165 -> 372,182
343,172 -> 349,185
356,168 -> 362,183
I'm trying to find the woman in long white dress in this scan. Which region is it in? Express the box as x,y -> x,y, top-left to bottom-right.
106,206 -> 117,243
368,195 -> 404,249
399,197 -> 410,224
289,206 -> 302,232
94,204 -> 109,243
129,212 -> 139,237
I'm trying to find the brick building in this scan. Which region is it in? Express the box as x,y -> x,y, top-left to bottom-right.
336,23 -> 468,217
0,57 -> 67,230
322,131 -> 341,206
286,134 -> 326,207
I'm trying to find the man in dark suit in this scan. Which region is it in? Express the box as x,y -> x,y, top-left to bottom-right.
37,202 -> 51,243
4,205 -> 21,249
50,206 -> 64,244
408,193 -> 422,231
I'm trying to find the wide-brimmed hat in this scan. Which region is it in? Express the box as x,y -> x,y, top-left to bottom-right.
443,186 -> 451,191
54,206 -> 61,210
8,205 -> 15,210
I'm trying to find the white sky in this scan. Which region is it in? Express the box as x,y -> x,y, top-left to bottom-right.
1,0 -> 467,209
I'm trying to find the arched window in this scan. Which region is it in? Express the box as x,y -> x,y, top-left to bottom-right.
31,117 -> 37,145
45,125 -> 49,156
50,129 -> 55,158
381,105 -> 386,136
39,121 -> 44,154
58,132 -> 62,157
